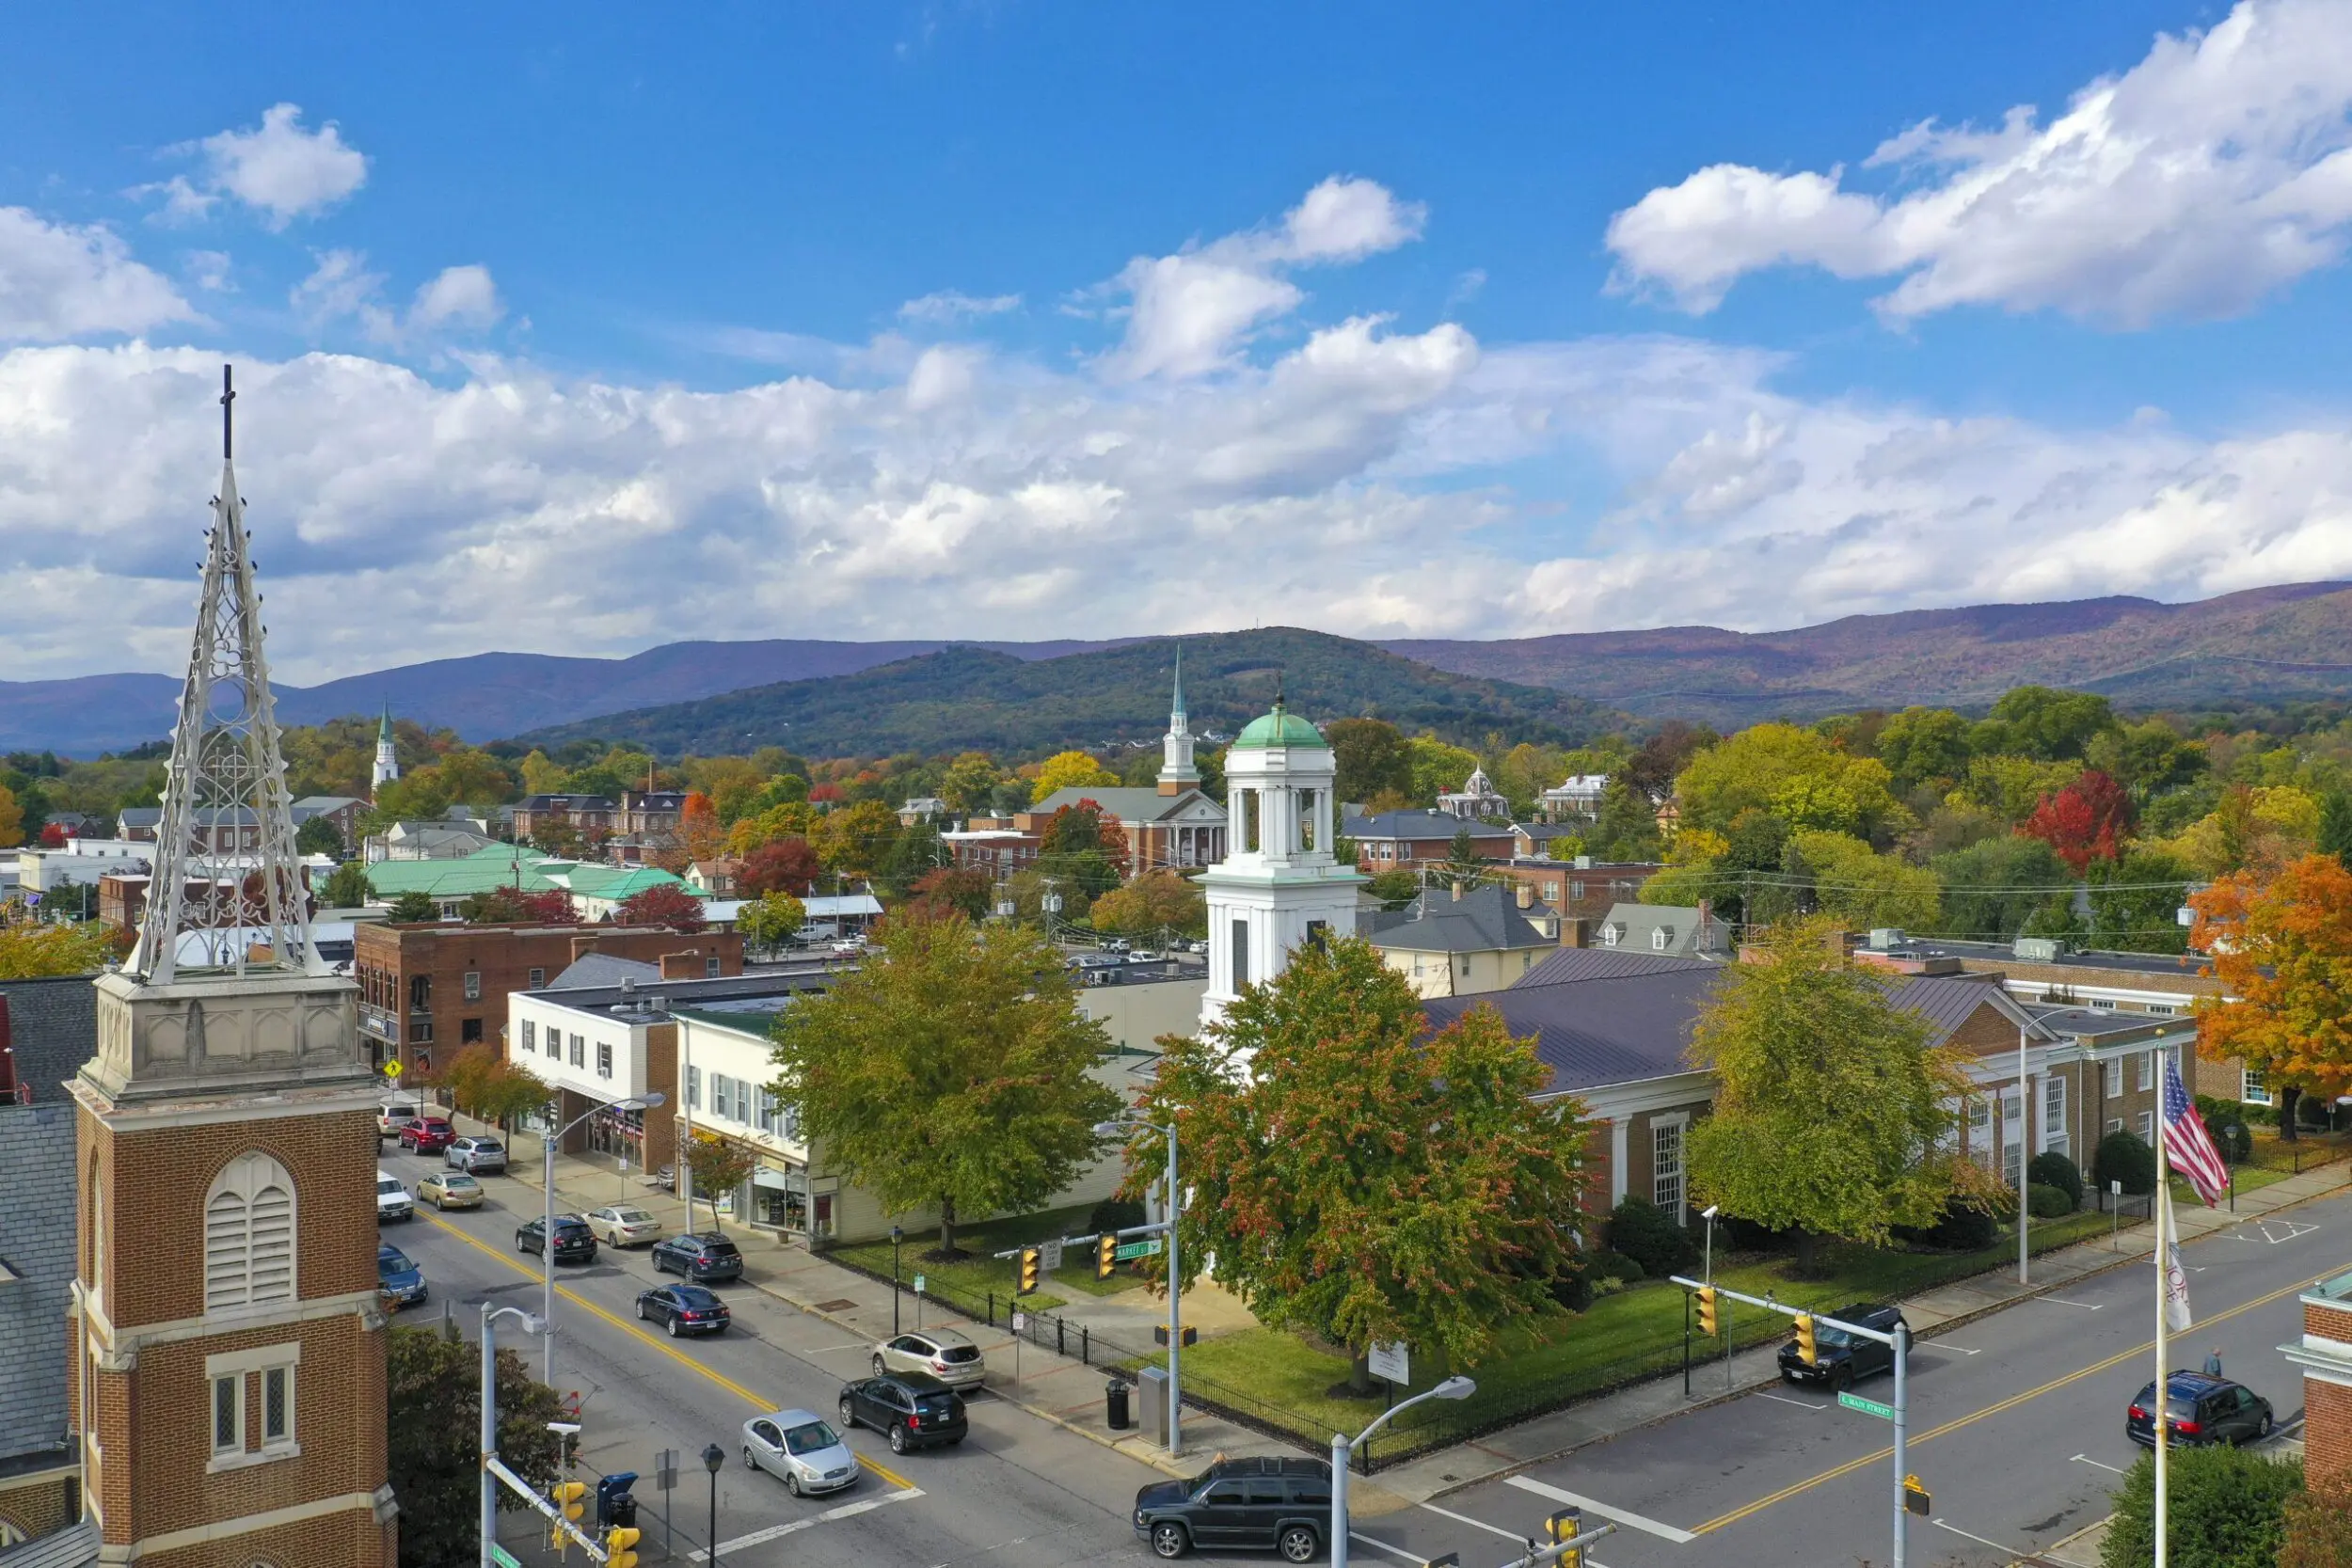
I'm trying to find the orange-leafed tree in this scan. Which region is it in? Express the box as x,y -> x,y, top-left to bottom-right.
678,791 -> 727,863
2190,853 -> 2352,1143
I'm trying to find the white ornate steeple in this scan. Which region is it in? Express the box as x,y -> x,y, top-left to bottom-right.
1157,644 -> 1199,797
373,702 -> 400,797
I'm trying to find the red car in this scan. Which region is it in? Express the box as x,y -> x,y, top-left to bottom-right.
399,1117 -> 456,1153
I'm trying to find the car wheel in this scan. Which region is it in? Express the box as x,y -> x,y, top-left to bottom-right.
1151,1522 -> 1190,1559
872,1354 -> 887,1376
743,1445 -> 757,1471
838,1398 -> 856,1430
1278,1525 -> 1318,1563
2260,1413 -> 2275,1438
888,1425 -> 907,1455
1832,1365 -> 1854,1393
637,1301 -> 649,1320
668,1317 -> 681,1338
786,1471 -> 803,1497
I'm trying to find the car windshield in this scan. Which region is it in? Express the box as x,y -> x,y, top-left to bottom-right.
378,1250 -> 415,1275
614,1209 -> 653,1224
555,1219 -> 589,1234
938,1344 -> 980,1363
1815,1323 -> 1853,1349
471,1140 -> 503,1152
673,1287 -> 721,1308
783,1421 -> 840,1456
377,1178 -> 403,1195
701,1240 -> 739,1257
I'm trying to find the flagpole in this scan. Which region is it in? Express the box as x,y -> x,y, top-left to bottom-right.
2153,1050 -> 2171,1568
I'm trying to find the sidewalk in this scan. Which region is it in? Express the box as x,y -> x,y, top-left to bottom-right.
461,1109 -> 2352,1515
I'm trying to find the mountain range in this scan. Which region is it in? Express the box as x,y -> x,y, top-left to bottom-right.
5,581 -> 2347,756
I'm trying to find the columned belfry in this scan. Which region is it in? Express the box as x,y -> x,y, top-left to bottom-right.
72,367 -> 396,1568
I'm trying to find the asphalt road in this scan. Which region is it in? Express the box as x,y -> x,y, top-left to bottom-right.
377,1142 -> 1179,1568
1347,1190 -> 2349,1568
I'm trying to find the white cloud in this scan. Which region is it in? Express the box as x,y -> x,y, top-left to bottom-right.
183,250 -> 234,293
0,208 -> 193,341
163,103 -> 370,229
408,265 -> 504,332
1606,0 -> 2352,324
898,290 -> 1022,325
292,252 -> 502,345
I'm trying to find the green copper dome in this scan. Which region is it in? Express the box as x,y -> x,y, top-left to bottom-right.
1231,701 -> 1325,750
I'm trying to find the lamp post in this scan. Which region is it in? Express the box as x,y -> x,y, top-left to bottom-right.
1096,1115 -> 1183,1455
541,1091 -> 665,1380
890,1225 -> 904,1335
1329,1375 -> 1474,1568
479,1304 -> 546,1568
701,1442 -> 725,1564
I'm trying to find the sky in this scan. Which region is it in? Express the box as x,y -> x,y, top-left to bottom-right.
2,1 -> 2350,684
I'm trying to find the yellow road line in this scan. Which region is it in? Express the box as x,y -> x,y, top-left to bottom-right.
421,1211 -> 917,1492
1691,1266 -> 2333,1536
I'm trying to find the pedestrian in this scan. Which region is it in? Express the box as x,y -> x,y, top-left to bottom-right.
2204,1347 -> 2224,1378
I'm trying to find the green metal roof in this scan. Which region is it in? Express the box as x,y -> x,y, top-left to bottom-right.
1231,702 -> 1325,750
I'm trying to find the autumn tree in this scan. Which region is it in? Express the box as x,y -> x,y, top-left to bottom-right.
1406,736 -> 1481,803
937,752 -> 1002,815
739,835 -> 820,897
388,1321 -> 565,1568
1982,685 -> 2117,762
1686,916 -> 1989,1275
461,887 -> 577,926
434,1044 -> 550,1132
811,800 -> 900,878
614,882 -> 707,932
904,866 -> 993,923
1089,868 -> 1207,937
1029,750 -> 1120,803
682,1131 -> 758,1231
1324,719 -> 1414,806
0,784 -> 23,848
1138,936 -> 1589,1387
2190,855 -> 2352,1143
0,923 -> 120,979
1785,830 -> 1941,931
1674,722 -> 1904,843
769,911 -> 1118,1256
2021,768 -> 2134,873
727,800 -> 816,857
735,890 -> 808,952
677,791 -> 726,863
1040,800 -> 1131,874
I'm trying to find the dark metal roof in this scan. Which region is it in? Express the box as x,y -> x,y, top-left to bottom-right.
0,977 -> 98,1104
1515,946 -> 1713,989
1367,885 -> 1550,954
1343,811 -> 1516,840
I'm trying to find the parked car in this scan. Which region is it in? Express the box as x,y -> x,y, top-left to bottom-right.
517,1215 -> 598,1263
651,1232 -> 743,1283
375,1170 -> 413,1224
637,1283 -> 733,1338
872,1328 -> 986,1390
446,1135 -> 507,1174
1133,1456 -> 1332,1561
377,1243 -> 426,1309
415,1170 -> 484,1210
741,1408 -> 860,1497
836,1371 -> 967,1455
1777,1302 -> 1908,1390
2128,1372 -> 2276,1448
830,938 -> 866,957
399,1117 -> 456,1154
587,1205 -> 664,1247
1104,938 -> 1130,954
1127,949 -> 1161,964
377,1100 -> 421,1139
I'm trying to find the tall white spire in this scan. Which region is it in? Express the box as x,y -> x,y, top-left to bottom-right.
372,702 -> 399,797
127,365 -> 325,984
1157,643 -> 1200,796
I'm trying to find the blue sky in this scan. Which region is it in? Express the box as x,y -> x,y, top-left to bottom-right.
2,2 -> 2348,681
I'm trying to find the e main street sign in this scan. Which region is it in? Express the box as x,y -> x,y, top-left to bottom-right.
1837,1391 -> 1895,1420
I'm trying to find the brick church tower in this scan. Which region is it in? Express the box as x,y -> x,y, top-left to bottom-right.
68,368 -> 397,1568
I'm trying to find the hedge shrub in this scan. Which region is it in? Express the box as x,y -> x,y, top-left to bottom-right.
1894,1200 -> 1997,1252
1608,1196 -> 1696,1280
2093,1129 -> 2157,1196
2026,1182 -> 2074,1220
2028,1150 -> 2084,1211
2100,1444 -> 2298,1568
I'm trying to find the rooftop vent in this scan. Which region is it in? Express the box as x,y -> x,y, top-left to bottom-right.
1867,927 -> 1908,951
2014,937 -> 2068,963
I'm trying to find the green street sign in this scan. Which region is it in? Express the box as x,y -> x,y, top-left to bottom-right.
490,1546 -> 522,1568
1114,1238 -> 1165,1261
1837,1391 -> 1895,1419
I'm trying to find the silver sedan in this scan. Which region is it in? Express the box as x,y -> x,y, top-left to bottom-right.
741,1409 -> 860,1497
584,1204 -> 664,1247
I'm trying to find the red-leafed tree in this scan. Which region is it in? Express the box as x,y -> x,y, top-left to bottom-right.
1041,799 -> 1131,878
2021,768 -> 2134,874
38,822 -> 68,847
614,882 -> 708,933
462,887 -> 580,926
904,866 -> 993,923
739,836 -> 820,898
808,782 -> 845,804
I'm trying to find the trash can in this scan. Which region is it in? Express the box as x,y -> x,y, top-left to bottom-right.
1105,1377 -> 1131,1431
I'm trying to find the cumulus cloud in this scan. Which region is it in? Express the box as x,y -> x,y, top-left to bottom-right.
292,252 -> 502,344
898,290 -> 1022,325
408,265 -> 504,332
1606,0 -> 2352,324
152,103 -> 370,229
0,209 -> 193,341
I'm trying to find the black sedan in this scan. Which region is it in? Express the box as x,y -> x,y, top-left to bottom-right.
517,1215 -> 598,1264
636,1283 -> 731,1338
1778,1302 -> 1906,1390
2129,1371 -> 2276,1448
836,1371 -> 967,1455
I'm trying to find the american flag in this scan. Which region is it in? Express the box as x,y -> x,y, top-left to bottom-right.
2162,1056 -> 2231,1206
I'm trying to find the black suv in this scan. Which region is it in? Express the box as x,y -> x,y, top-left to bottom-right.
837,1371 -> 968,1454
1134,1456 -> 1332,1561
652,1232 -> 743,1283
2129,1371 -> 2276,1448
517,1215 -> 598,1264
1777,1302 -> 1906,1390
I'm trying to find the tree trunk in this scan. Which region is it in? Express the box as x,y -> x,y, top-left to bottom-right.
1793,1226 -> 1820,1279
939,1196 -> 957,1257
1348,1351 -> 1373,1395
2280,1085 -> 2303,1144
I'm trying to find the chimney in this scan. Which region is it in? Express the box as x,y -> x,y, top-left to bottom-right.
1451,882 -> 1464,902
571,933 -> 602,963
1516,882 -> 1533,910
1559,916 -> 1589,949
660,951 -> 702,980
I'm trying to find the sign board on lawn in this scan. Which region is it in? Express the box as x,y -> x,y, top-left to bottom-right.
1837,1391 -> 1895,1419
1040,1239 -> 1064,1274
1114,1238 -> 1163,1262
1368,1341 -> 1409,1385
914,1274 -> 926,1295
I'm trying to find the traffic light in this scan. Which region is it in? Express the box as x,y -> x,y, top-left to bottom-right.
1794,1313 -> 1819,1366
606,1527 -> 642,1568
1096,1233 -> 1118,1281
1695,1285 -> 1718,1338
552,1481 -> 586,1523
1018,1246 -> 1041,1295
1548,1506 -> 1584,1567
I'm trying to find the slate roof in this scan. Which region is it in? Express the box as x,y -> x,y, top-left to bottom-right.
1591,902 -> 1728,959
0,976 -> 98,1104
547,953 -> 662,990
0,1519 -> 96,1568
1366,885 -> 1552,954
0,1102 -> 78,1472
1031,786 -> 1217,824
1343,811 -> 1516,841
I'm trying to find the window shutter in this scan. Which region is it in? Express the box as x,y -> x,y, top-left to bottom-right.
204,1189 -> 250,1311
248,1179 -> 294,1304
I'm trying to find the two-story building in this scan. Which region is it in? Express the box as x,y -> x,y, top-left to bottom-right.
1365,882 -> 1556,997
510,794 -> 619,844
1484,857 -> 1664,930
1343,810 -> 1516,871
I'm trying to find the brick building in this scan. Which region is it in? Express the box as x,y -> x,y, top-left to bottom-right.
2286,1278 -> 2352,1489
353,921 -> 744,1074
1343,810 -> 1516,871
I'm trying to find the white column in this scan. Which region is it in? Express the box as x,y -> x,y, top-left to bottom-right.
1609,1117 -> 1629,1208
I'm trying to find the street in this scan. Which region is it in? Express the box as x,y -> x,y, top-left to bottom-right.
379,1142 -> 1175,1567
1343,1191 -> 2345,1568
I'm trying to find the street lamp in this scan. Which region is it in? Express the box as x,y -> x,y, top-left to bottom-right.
701,1442 -> 725,1565
540,1091 -> 665,1379
890,1225 -> 905,1335
479,1304 -> 546,1568
1096,1115 -> 1184,1455
1328,1375 -> 1474,1568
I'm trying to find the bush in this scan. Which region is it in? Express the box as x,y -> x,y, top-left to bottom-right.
1590,1248 -> 1645,1285
1894,1199 -> 1998,1252
2026,1182 -> 2074,1219
2093,1129 -> 2157,1196
1607,1196 -> 1696,1280
1724,1214 -> 1793,1253
2027,1150 -> 2084,1211
1088,1196 -> 1146,1237
2099,1444 -> 2298,1568
2279,1482 -> 2352,1568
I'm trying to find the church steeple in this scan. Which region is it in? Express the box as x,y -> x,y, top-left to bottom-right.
1157,644 -> 1199,796
372,701 -> 400,799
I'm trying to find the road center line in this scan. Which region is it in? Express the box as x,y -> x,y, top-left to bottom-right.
1504,1476 -> 1697,1544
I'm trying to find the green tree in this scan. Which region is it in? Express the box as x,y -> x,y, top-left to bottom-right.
1588,777 -> 1663,862
736,890 -> 808,952
1686,917 -> 1988,1275
769,911 -> 1119,1255
387,1321 -> 565,1568
294,814 -> 345,857
2099,1444 -> 2297,1568
1089,868 -> 1206,937
1406,736 -> 1482,804
2086,718 -> 2204,800
683,1130 -> 758,1231
2321,789 -> 2352,871
1985,685 -> 2118,762
2086,847 -> 2195,954
1675,723 -> 1902,843
387,891 -> 439,923
1929,836 -> 2074,942
1366,868 -> 1422,910
1135,936 -> 1590,1386
318,861 -> 373,908
1325,718 -> 1414,806
1442,825 -> 1488,888
1874,707 -> 1973,793
937,752 -> 1001,815
1784,830 -> 1941,931
0,924 -> 119,979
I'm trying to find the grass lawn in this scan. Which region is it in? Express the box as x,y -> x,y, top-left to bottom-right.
1145,1207 -> 2129,1459
827,1203 -> 1147,1315
2168,1164 -> 2289,1206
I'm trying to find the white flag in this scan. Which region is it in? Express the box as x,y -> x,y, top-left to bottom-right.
2165,1241 -> 2193,1333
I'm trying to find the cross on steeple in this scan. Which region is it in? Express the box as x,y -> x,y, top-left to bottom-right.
221,363 -> 235,460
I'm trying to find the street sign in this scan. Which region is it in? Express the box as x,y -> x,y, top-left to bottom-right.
383,1059 -> 403,1078
490,1546 -> 522,1568
1368,1341 -> 1410,1385
914,1274 -> 927,1294
1040,1239 -> 1064,1273
1837,1391 -> 1895,1419
1012,1311 -> 1027,1332
1114,1238 -> 1164,1261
